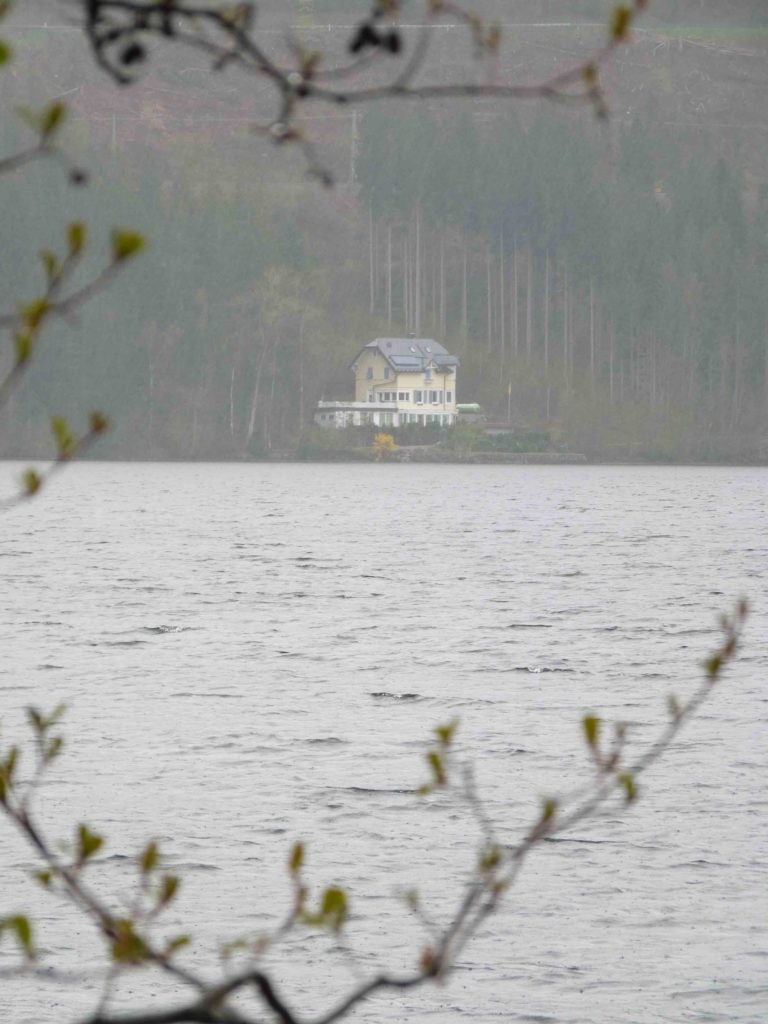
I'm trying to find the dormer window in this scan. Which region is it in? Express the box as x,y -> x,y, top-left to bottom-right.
384,367 -> 390,379
366,367 -> 373,379
425,369 -> 432,381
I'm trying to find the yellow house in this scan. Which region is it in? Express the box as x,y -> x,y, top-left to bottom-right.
315,337 -> 459,429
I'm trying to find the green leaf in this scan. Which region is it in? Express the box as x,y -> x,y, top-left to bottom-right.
0,39 -> 11,65
1,746 -> 18,781
40,101 -> 66,139
289,840 -> 304,875
111,229 -> 145,262
46,704 -> 67,728
540,797 -> 558,823
320,886 -> 348,932
67,221 -> 86,255
39,249 -> 59,282
158,874 -> 179,906
26,705 -> 64,736
139,841 -> 159,874
44,736 -> 64,762
21,468 -> 41,497
27,708 -> 45,735
14,331 -> 33,365
427,750 -> 445,786
704,654 -> 722,679
110,919 -> 149,963
434,719 -> 459,747
582,714 -> 601,749
51,416 -> 75,458
10,915 -> 33,957
0,915 -> 34,959
0,746 -> 19,801
479,844 -> 502,872
22,298 -> 49,330
618,772 -> 637,803
610,5 -> 632,42
76,824 -> 104,865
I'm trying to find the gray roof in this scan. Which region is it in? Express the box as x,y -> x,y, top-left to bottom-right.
352,337 -> 459,372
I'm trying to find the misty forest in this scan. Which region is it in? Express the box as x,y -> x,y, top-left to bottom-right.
2,0 -> 768,462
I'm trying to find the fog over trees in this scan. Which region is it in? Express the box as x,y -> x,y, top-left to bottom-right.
2,0 -> 767,462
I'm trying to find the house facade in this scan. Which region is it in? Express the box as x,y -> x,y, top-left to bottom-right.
315,337 -> 459,429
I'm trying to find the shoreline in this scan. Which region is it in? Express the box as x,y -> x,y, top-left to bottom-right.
3,454 -> 768,468
294,450 -> 589,465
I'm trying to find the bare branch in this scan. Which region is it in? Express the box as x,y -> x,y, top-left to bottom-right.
0,142 -> 51,176
66,0 -> 647,182
2,602 -> 746,1024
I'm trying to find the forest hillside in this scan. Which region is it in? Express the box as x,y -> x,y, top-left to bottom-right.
2,1 -> 768,461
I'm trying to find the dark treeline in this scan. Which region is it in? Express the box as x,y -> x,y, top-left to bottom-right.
357,105 -> 768,459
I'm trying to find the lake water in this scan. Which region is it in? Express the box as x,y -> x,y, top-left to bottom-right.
1,462 -> 766,1024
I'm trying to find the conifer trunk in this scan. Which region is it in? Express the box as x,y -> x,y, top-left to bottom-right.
486,246 -> 493,351
298,313 -> 305,434
246,336 -> 269,446
387,223 -> 393,326
526,248 -> 533,360
512,238 -> 518,359
404,230 -> 410,330
544,250 -> 550,373
609,320 -> 615,405
439,231 -> 446,336
563,265 -> 569,387
499,233 -> 505,374
462,243 -> 468,347
415,206 -> 422,335
229,365 -> 235,440
369,205 -> 375,315
589,278 -> 595,385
